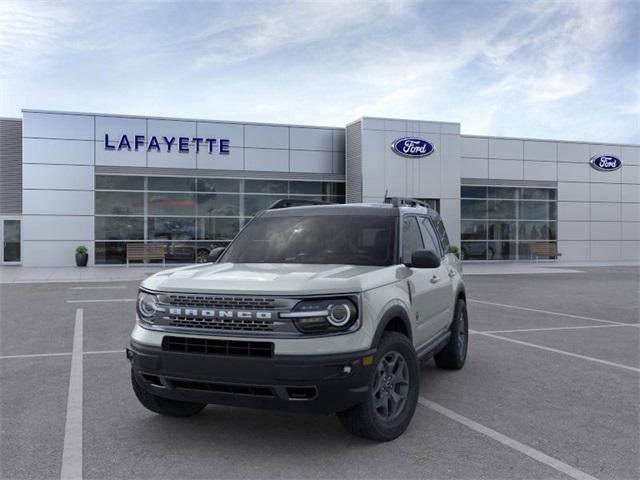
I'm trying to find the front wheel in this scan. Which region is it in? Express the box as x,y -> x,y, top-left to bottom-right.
337,332 -> 419,441
434,298 -> 468,370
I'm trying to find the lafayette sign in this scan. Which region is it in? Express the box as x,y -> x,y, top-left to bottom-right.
104,134 -> 230,154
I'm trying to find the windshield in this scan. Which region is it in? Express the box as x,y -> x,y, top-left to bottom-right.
221,215 -> 397,266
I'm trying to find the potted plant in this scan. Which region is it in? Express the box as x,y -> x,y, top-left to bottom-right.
75,245 -> 88,267
447,245 -> 460,259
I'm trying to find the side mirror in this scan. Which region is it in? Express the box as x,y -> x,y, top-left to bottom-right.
208,247 -> 226,263
407,249 -> 440,269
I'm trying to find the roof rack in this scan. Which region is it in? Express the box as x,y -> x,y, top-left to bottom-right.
268,198 -> 333,210
383,197 -> 432,209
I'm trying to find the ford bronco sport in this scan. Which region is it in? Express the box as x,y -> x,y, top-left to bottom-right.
128,197 -> 469,441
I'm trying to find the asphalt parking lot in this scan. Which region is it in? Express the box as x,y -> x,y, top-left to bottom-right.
1,266 -> 638,480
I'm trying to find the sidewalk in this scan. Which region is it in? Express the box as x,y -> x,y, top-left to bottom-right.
1,260 -> 638,284
463,260 -> 639,275
0,265 -> 170,284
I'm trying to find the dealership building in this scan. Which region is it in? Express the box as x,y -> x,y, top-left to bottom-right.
0,109 -> 638,267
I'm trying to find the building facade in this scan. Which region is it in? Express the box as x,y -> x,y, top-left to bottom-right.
0,110 -> 637,266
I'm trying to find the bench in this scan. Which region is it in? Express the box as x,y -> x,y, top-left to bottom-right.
529,242 -> 561,262
126,244 -> 165,266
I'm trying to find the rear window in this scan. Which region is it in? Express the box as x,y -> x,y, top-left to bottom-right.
221,215 -> 397,266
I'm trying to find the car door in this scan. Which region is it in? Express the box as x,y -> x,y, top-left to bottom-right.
418,216 -> 455,332
401,216 -> 445,347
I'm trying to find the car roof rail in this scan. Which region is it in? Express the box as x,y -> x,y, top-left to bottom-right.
268,198 -> 334,210
383,197 -> 432,209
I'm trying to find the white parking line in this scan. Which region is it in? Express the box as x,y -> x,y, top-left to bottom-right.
84,349 -> 124,355
473,331 -> 640,373
472,324 -> 639,334
0,349 -> 125,360
418,397 -> 599,480
66,298 -> 136,304
60,308 -> 83,480
0,352 -> 72,360
468,299 -> 626,326
69,286 -> 127,290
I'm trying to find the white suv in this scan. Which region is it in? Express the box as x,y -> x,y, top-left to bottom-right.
128,198 -> 469,441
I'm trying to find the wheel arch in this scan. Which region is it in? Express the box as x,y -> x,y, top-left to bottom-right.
371,305 -> 413,348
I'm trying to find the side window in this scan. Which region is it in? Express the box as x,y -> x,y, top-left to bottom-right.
435,218 -> 450,250
402,216 -> 424,264
419,217 -> 442,257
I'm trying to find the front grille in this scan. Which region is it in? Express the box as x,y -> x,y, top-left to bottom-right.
168,317 -> 274,332
163,336 -> 274,358
167,378 -> 275,397
167,294 -> 277,310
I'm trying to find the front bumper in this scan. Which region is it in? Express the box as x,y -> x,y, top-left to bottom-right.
128,340 -> 376,414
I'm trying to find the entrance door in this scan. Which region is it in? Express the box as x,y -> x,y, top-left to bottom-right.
2,219 -> 21,264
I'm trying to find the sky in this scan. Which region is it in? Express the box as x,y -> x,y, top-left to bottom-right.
0,0 -> 638,143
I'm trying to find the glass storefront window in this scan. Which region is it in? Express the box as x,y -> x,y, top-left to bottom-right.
196,218 -> 240,240
461,220 -> 486,240
148,217 -> 196,240
95,191 -> 144,215
243,194 -> 287,216
461,186 -> 487,198
148,176 -> 195,192
95,216 -> 144,240
488,187 -> 516,199
94,175 -> 345,264
147,192 -> 196,216
461,185 -> 557,260
95,175 -> 144,190
197,178 -> 240,193
488,200 -> 516,219
519,201 -> 556,220
245,180 -> 288,194
196,194 -> 240,216
461,200 -> 487,219
461,241 -> 488,260
488,221 -> 516,240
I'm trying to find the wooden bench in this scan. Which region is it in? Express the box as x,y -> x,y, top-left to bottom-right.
126,244 -> 165,266
529,242 -> 561,262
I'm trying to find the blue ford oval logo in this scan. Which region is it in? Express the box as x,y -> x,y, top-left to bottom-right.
391,137 -> 435,158
590,155 -> 622,172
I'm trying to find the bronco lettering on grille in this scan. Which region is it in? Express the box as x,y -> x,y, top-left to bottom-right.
167,307 -> 273,320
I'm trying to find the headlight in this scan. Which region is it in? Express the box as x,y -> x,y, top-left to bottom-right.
281,297 -> 358,334
137,291 -> 159,323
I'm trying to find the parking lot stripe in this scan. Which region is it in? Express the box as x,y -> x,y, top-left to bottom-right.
84,349 -> 124,355
0,352 -> 71,360
473,331 -> 640,373
69,286 -> 127,290
473,324 -> 638,334
60,308 -> 83,480
468,299 -> 627,325
418,397 -> 600,480
66,298 -> 136,304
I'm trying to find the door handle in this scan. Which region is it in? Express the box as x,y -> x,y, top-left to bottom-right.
430,275 -> 440,284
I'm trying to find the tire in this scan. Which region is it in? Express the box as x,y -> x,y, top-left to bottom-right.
131,370 -> 206,417
434,298 -> 468,370
337,332 -> 419,442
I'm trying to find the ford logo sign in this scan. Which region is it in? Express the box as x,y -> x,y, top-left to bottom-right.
590,155 -> 622,172
391,137 -> 435,158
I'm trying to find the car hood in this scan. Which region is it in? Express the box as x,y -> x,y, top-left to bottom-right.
141,262 -> 401,295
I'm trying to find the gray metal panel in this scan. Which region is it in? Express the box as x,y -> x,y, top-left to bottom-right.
345,121 -> 362,203
94,165 -> 345,182
0,118 -> 22,214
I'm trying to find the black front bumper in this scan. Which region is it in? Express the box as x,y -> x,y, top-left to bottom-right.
128,340 -> 376,414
